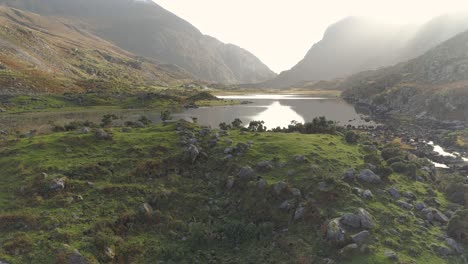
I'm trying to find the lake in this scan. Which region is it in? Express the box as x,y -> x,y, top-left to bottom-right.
0,94 -> 375,134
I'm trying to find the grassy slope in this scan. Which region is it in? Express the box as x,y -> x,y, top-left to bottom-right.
0,122 -> 464,263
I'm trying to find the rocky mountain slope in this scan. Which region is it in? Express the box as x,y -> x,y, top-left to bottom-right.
264,14 -> 468,88
0,6 -> 192,94
0,0 -> 276,84
342,30 -> 468,122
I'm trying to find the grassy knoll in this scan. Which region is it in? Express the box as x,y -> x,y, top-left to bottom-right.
0,121 -> 465,263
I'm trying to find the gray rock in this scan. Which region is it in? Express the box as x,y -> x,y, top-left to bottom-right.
362,190 -> 373,199
396,200 -> 413,210
188,144 -> 199,163
237,166 -> 255,179
256,161 -> 274,172
279,200 -> 291,210
95,129 -> 111,140
134,121 -> 145,128
318,182 -> 333,192
291,188 -> 302,197
257,179 -> 267,189
226,177 -> 235,189
69,249 -> 88,264
340,213 -> 361,228
139,203 -> 153,216
415,202 -> 426,211
445,238 -> 464,254
326,218 -> 346,244
340,243 -> 358,255
384,249 -> 398,260
236,142 -> 250,152
402,191 -> 416,200
294,155 -> 307,162
358,169 -> 381,184
286,169 -> 296,176
433,209 -> 449,224
435,245 -> 452,256
351,231 -> 370,245
189,138 -> 197,145
79,127 -> 90,134
357,208 -> 375,229
199,128 -> 211,137
387,188 -> 400,199
274,181 -> 288,195
342,169 -> 355,181
224,147 -> 233,154
50,177 -> 66,191
294,207 -> 305,220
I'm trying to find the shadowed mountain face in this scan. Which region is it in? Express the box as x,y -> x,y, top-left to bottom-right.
264,14 -> 468,88
342,30 -> 468,121
0,0 -> 276,84
0,6 -> 192,94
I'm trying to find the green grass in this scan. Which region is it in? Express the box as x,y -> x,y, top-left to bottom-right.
0,122 -> 464,263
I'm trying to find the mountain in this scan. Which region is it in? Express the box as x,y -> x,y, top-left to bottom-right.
342,30 -> 468,122
0,6 -> 193,94
264,14 -> 468,88
0,0 -> 276,84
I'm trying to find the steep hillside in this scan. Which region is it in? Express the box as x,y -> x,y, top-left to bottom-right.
0,0 -> 276,84
264,14 -> 468,88
0,6 -> 191,94
342,30 -> 468,122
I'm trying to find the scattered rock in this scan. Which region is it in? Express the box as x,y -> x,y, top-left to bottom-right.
291,188 -> 301,197
237,166 -> 255,179
340,213 -> 361,228
257,178 -> 267,189
50,177 -> 66,192
340,243 -> 358,255
402,191 -> 416,200
351,230 -> 370,245
279,200 -> 291,210
342,169 -> 355,181
387,188 -> 400,199
358,169 -> 381,184
396,200 -> 413,210
294,207 -> 305,220
133,121 -> 145,128
69,249 -> 88,264
95,129 -> 111,140
78,127 -> 90,134
362,190 -> 373,199
273,181 -> 288,195
187,144 -> 199,163
256,161 -> 273,172
326,218 -> 346,244
139,203 -> 153,216
415,202 -> 426,211
226,177 -> 235,189
384,249 -> 398,261
445,238 -> 464,254
357,208 -> 376,229
294,155 -> 307,162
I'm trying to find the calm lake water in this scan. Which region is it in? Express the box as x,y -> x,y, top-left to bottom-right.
0,94 -> 375,134
174,94 -> 375,129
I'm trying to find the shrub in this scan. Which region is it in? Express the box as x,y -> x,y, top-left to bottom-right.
231,118 -> 243,129
345,131 -> 359,144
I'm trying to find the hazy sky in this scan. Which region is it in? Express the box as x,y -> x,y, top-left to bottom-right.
156,0 -> 468,73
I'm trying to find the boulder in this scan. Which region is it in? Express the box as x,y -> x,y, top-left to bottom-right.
326,218 -> 346,244
273,181 -> 288,195
257,179 -> 267,189
226,177 -> 235,189
294,155 -> 307,162
294,207 -> 305,220
340,243 -> 358,255
79,127 -> 90,134
387,188 -> 400,199
396,200 -> 413,210
291,188 -> 302,197
351,230 -> 370,245
187,144 -> 199,163
362,190 -> 373,199
134,121 -> 145,128
384,249 -> 398,260
237,166 -> 255,179
50,177 -> 66,191
358,169 -> 381,184
95,129 -> 111,140
342,169 -> 355,181
340,213 -> 361,228
340,208 -> 375,229
445,238 -> 464,254
256,161 -> 274,172
69,249 -> 88,264
279,200 -> 291,210
415,202 -> 426,211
